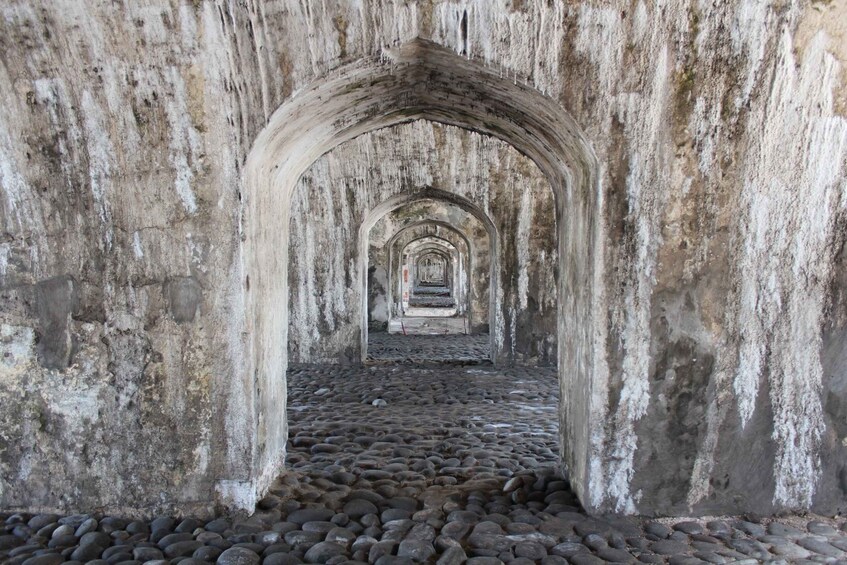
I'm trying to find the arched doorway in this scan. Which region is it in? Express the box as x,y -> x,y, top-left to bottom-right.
238,39 -> 599,512
404,243 -> 456,314
383,220 -> 482,330
361,191 -> 497,362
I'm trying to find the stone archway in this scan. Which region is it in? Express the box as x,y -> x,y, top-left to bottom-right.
411,247 -> 453,291
404,239 -> 459,306
361,191 -> 497,360
238,38 -> 599,512
384,221 -> 479,329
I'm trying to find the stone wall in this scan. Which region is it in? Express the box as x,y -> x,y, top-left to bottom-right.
0,0 -> 844,517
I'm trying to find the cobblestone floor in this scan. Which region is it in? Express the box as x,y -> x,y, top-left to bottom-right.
367,334 -> 490,363
4,352 -> 847,565
407,297 -> 456,308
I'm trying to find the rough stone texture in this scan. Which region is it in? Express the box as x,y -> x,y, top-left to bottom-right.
0,0 -> 845,518
366,334 -> 490,363
5,358 -> 847,564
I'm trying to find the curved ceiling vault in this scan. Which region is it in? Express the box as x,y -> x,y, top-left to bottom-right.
361,187 -> 498,240
402,234 -> 461,256
385,219 -> 477,254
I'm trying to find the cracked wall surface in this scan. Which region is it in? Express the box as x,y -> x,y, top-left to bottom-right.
0,0 -> 845,517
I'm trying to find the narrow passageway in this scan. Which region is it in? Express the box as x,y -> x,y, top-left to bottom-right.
279,350 -> 571,563
3,5 -> 847,565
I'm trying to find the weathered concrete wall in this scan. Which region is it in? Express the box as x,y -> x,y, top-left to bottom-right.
0,1 -> 261,515
563,0 -> 847,516
0,0 -> 845,518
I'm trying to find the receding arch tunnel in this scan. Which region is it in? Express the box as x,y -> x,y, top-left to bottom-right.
361,192 -> 495,359
3,0 -> 844,536
245,38 -> 599,513
363,189 -> 499,345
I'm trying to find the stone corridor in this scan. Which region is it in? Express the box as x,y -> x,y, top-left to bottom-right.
366,335 -> 490,363
2,2 -> 847,563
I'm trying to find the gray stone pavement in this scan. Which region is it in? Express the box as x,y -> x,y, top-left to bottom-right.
4,355 -> 847,565
367,334 -> 490,363
275,362 -> 847,564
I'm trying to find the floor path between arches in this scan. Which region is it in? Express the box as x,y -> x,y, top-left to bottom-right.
4,362 -> 847,565
366,334 -> 490,362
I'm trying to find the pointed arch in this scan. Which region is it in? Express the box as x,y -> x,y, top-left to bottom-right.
238,38 -> 601,512
360,188 -> 498,359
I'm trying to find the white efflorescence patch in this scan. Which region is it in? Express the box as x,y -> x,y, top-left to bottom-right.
430,1 -> 565,95
770,33 -> 845,508
733,168 -> 777,427
41,380 -> 102,425
728,0 -> 787,111
0,324 -> 35,372
516,187 -> 533,311
587,174 -> 611,510
0,242 -> 9,277
299,205 -> 321,353
164,67 -> 201,215
215,479 -> 258,513
80,90 -> 116,249
607,47 -> 673,513
729,20 -> 847,508
691,96 -> 721,177
193,437 -> 210,476
33,78 -> 84,188
0,111 -> 33,234
573,0 -> 686,512
321,169 -> 346,327
132,231 -> 144,259
686,354 -> 734,507
575,4 -> 625,94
